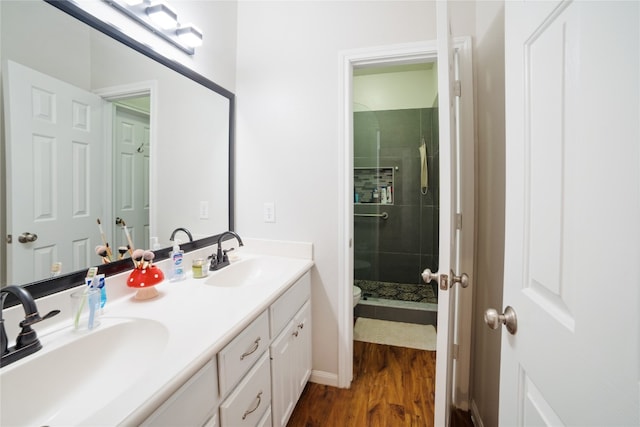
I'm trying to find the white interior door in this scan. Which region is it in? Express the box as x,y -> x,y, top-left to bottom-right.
433,2 -> 460,425
113,104 -> 150,252
499,1 -> 640,425
3,60 -> 104,284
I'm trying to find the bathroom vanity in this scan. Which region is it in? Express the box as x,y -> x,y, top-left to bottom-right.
0,239 -> 313,427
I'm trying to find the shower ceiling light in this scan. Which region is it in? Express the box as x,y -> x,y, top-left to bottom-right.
103,0 -> 203,55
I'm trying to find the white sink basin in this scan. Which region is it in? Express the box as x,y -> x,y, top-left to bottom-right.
0,317 -> 169,426
205,256 -> 297,287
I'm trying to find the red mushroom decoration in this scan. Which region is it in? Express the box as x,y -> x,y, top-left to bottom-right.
127,250 -> 164,300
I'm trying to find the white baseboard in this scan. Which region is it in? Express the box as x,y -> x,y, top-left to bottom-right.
470,399 -> 485,427
309,369 -> 339,388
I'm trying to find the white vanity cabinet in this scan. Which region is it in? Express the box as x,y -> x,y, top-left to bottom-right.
141,358 -> 220,427
269,273 -> 312,427
141,269 -> 312,427
218,310 -> 272,427
219,352 -> 272,426
218,310 -> 270,397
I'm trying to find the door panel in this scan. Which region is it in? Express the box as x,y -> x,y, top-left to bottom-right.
4,60 -> 103,284
114,105 -> 150,251
434,2 -> 456,425
501,1 -> 640,425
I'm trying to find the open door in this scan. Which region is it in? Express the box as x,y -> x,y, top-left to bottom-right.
431,2 -> 475,425
113,102 -> 150,252
3,60 -> 104,284
496,1 -> 639,425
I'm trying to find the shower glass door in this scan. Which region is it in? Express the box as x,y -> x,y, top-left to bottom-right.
353,71 -> 440,318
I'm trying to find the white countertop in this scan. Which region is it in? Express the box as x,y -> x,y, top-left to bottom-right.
0,238 -> 313,426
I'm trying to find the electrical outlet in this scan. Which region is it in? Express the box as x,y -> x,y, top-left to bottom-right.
199,201 -> 209,219
263,202 -> 275,223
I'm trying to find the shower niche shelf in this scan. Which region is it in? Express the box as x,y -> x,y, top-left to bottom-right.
354,167 -> 394,205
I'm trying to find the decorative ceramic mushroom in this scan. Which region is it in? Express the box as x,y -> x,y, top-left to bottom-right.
127,251 -> 164,300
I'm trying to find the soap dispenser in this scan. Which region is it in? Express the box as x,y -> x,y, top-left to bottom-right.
170,239 -> 186,281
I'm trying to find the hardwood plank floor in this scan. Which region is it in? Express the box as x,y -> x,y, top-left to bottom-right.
288,341 -> 437,426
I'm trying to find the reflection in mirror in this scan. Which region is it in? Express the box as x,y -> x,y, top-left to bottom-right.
1,0 -> 234,290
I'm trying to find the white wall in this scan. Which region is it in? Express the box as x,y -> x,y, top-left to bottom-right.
71,0 -> 238,91
235,1 -> 436,384
354,67 -> 438,111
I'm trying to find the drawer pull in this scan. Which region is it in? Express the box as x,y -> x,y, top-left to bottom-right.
240,337 -> 261,360
298,322 -> 304,329
292,330 -> 299,337
242,391 -> 263,420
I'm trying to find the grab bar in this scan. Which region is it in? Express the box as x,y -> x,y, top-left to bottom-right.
354,212 -> 389,220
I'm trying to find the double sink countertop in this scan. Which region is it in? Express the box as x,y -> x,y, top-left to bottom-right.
0,238 -> 313,426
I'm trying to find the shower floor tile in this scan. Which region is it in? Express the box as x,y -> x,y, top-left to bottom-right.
355,279 -> 437,304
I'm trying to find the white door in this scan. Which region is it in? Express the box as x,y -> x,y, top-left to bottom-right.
113,104 -> 150,252
433,2 -> 474,425
3,60 -> 104,284
498,1 -> 639,425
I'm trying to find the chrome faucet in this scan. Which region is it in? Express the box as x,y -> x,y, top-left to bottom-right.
210,231 -> 244,271
1,286 -> 60,368
169,227 -> 193,243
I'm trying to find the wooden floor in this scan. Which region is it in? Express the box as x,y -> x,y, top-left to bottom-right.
288,340 -> 474,427
288,340 -> 437,426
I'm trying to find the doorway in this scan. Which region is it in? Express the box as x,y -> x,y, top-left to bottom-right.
112,97 -> 151,253
338,36 -> 475,423
94,82 -> 157,255
352,63 -> 440,326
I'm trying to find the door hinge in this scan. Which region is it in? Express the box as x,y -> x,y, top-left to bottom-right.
455,213 -> 463,230
452,344 -> 459,360
454,80 -> 461,97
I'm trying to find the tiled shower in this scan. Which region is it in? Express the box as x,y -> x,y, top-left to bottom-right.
354,107 -> 439,323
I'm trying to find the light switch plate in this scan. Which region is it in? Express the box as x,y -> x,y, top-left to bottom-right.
263,202 -> 275,223
199,201 -> 209,219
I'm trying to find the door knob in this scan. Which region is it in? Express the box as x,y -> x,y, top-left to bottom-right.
484,306 -> 517,335
18,232 -> 38,244
451,271 -> 469,288
421,268 -> 438,284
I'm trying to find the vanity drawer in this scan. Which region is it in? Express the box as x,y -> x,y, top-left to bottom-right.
269,272 -> 310,337
218,310 -> 269,396
257,406 -> 272,427
219,352 -> 271,427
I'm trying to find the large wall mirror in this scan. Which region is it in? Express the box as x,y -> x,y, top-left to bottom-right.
1,0 -> 234,297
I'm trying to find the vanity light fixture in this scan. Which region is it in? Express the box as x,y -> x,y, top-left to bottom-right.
146,1 -> 178,30
103,0 -> 202,55
176,24 -> 203,48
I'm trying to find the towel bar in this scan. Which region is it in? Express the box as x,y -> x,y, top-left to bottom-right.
354,212 -> 389,220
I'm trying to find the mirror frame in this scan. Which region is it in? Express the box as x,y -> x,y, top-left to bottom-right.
4,0 -> 235,306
